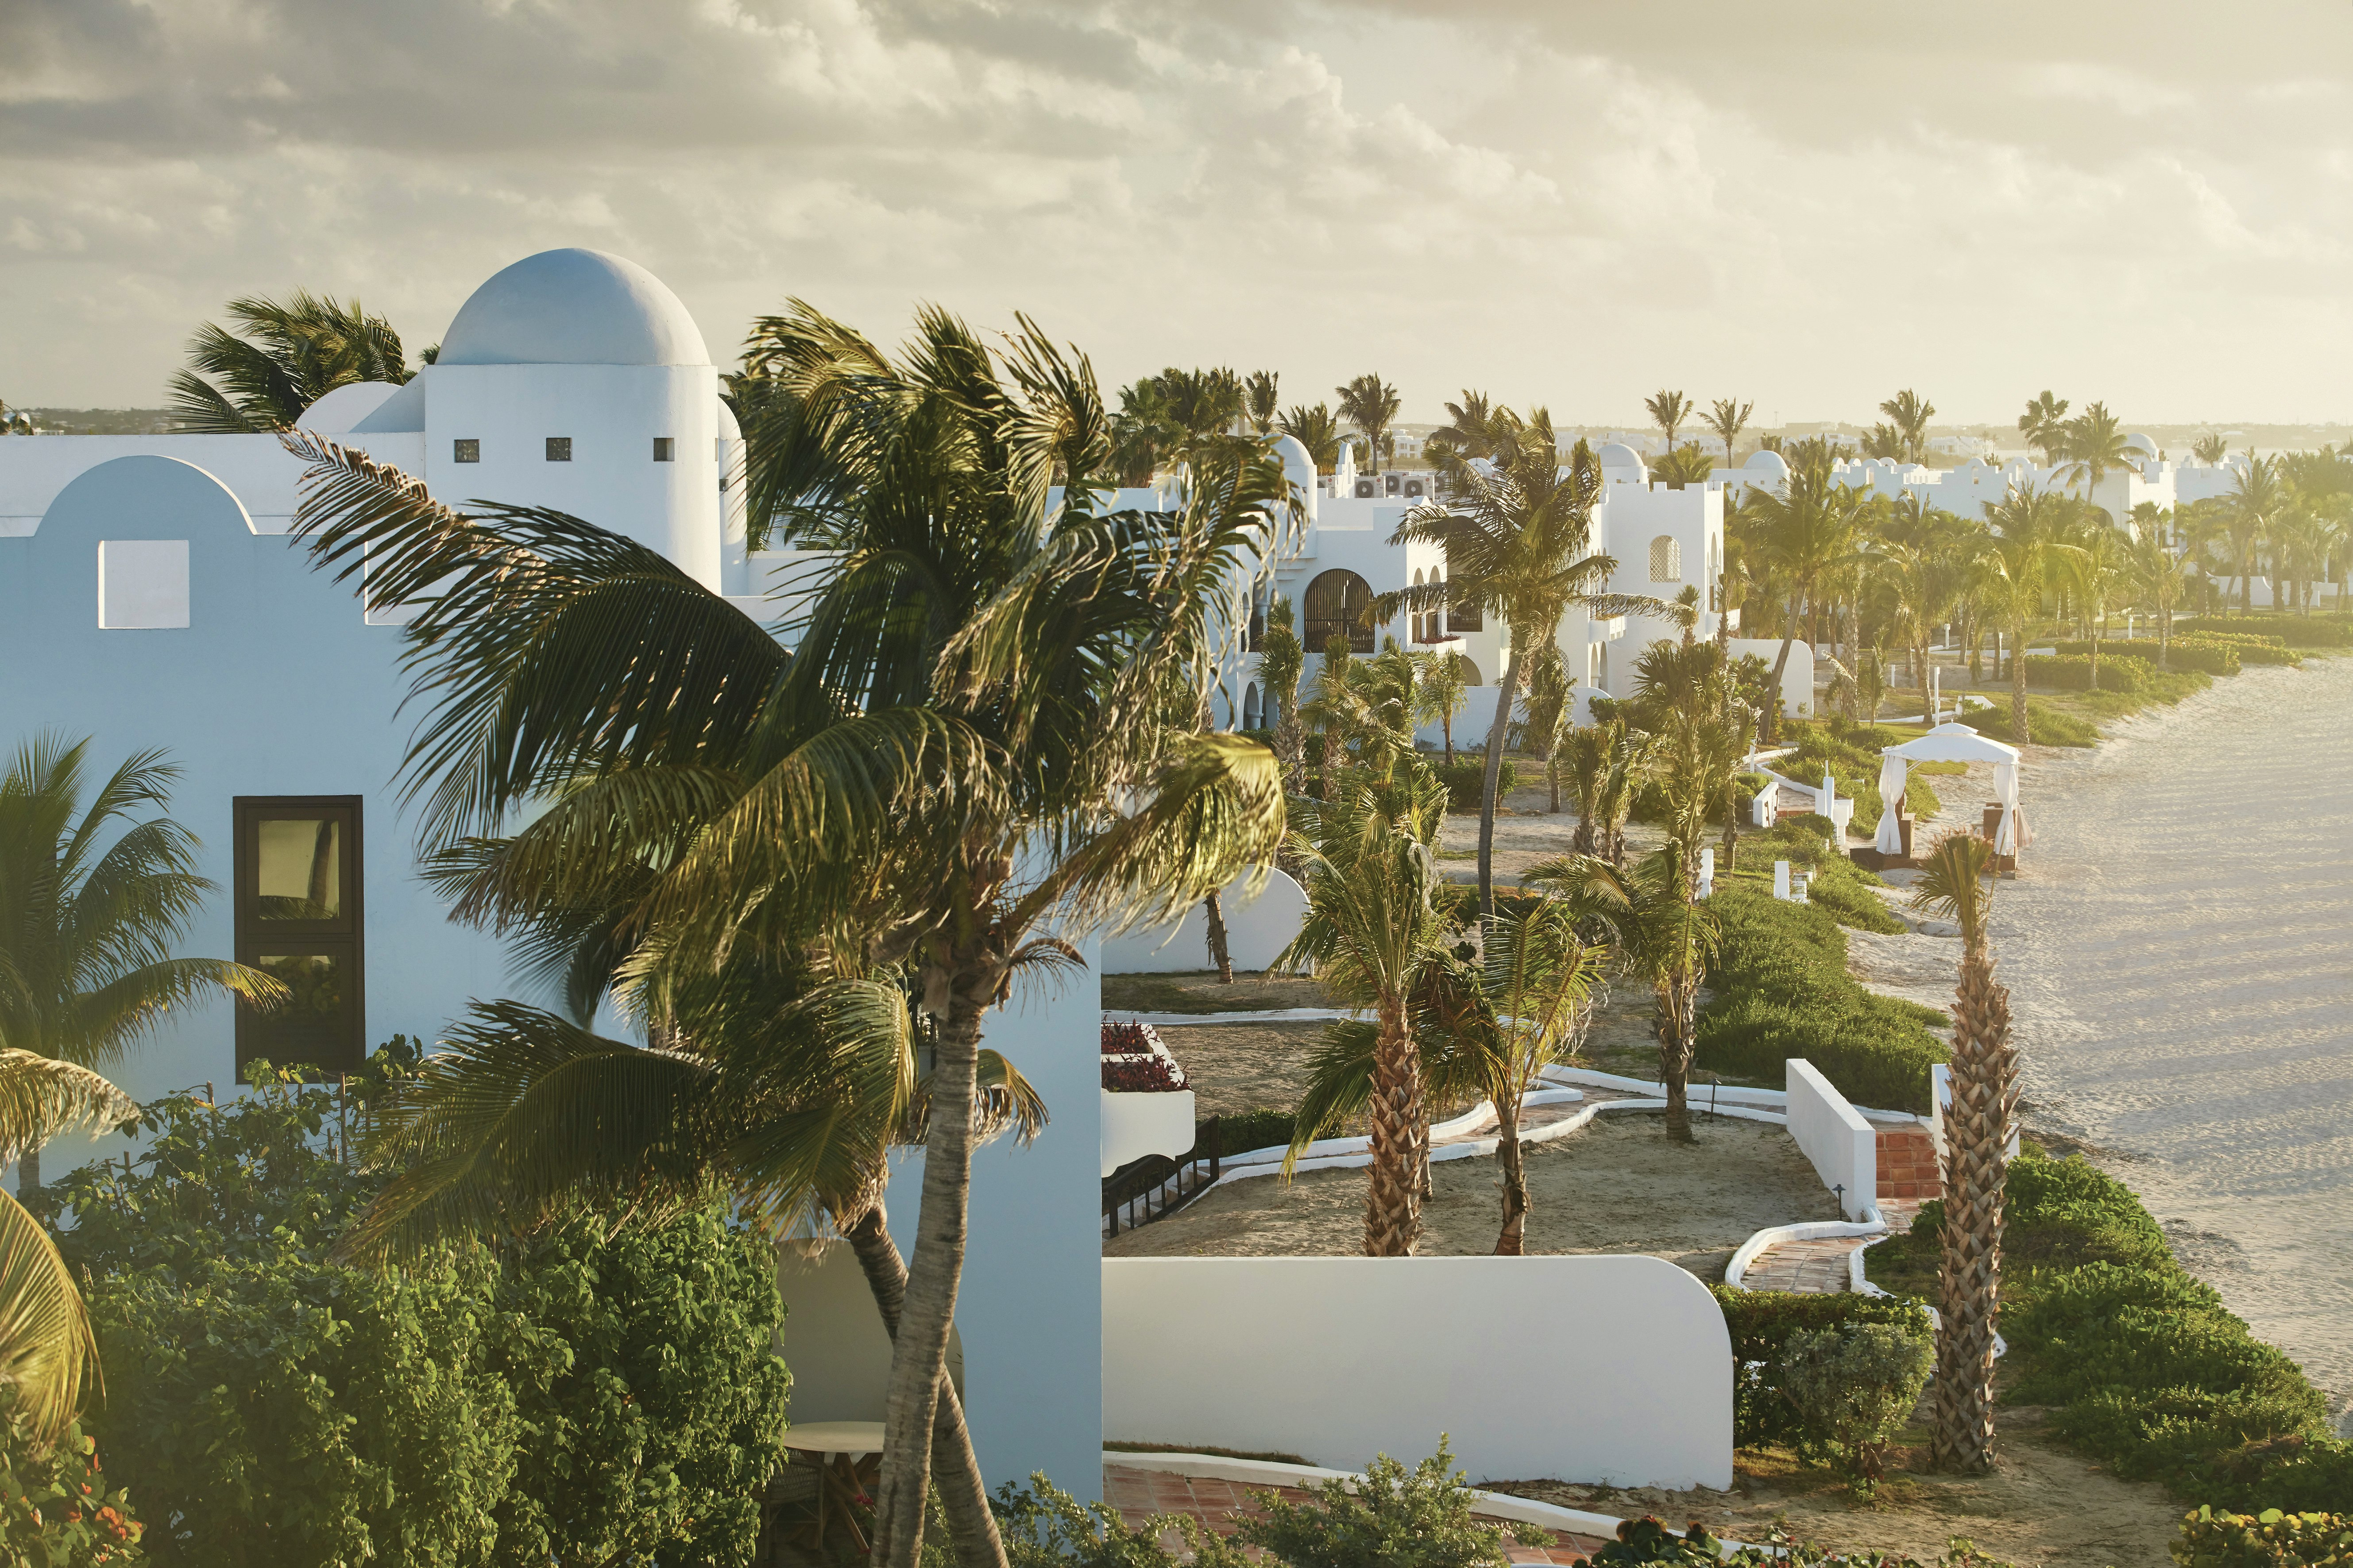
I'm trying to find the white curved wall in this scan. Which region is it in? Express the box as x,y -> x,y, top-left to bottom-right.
1100,868 -> 1308,973
1104,1255 -> 1733,1488
1101,1087 -> 1198,1177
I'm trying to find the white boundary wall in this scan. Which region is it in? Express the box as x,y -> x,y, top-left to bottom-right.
1101,1088 -> 1196,1178
1101,869 -> 1309,974
1103,1255 -> 1733,1489
1785,1059 -> 1876,1220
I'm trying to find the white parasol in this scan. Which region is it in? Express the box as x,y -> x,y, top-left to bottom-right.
1994,758 -> 2031,855
1874,752 -> 1909,854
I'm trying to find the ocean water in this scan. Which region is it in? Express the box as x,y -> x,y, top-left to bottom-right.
1992,653 -> 2353,1416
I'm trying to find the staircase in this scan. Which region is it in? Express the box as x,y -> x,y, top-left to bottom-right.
1876,1124 -> 1942,1202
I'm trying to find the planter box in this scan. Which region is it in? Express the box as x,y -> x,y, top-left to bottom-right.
1101,1088 -> 1197,1178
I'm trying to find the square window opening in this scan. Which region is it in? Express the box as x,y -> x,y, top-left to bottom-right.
653,437 -> 675,462
453,438 -> 480,463
546,436 -> 573,462
98,540 -> 191,630
235,797 -> 364,1075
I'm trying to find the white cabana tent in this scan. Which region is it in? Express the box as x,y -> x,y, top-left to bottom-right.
1874,722 -> 2028,858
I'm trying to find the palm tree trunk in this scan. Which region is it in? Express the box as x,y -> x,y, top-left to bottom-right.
1657,974 -> 1698,1143
1475,646 -> 1528,923
2158,607 -> 2171,671
1203,892 -> 1234,984
871,963 -> 991,1568
842,1206 -> 1009,1568
1763,632 -> 1796,743
2008,616 -> 2029,746
14,1149 -> 37,1199
1362,992 -> 1422,1257
1276,707 -> 1305,795
1546,755 -> 1560,815
1932,935 -> 2018,1474
1320,724 -> 1341,801
1492,1089 -> 1529,1255
1441,711 -> 1454,768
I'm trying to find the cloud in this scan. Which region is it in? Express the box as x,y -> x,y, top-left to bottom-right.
2,0 -> 2349,424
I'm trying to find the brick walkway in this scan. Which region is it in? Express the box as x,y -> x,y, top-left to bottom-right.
1738,1124 -> 1939,1294
1103,1465 -> 1610,1564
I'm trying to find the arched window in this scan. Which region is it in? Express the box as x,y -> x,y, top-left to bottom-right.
1649,534 -> 1683,583
1453,654 -> 1482,687
1303,569 -> 1375,654
1411,570 -> 1426,641
1447,567 -> 1481,632
1243,683 -> 1261,730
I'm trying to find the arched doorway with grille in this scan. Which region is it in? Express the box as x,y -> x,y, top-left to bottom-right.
1303,569 -> 1375,653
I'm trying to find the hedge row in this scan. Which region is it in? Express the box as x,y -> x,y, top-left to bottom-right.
2172,1507 -> 2353,1566
2051,638 -> 2241,676
2185,634 -> 2303,667
1435,757 -> 1518,810
2194,614 -> 2353,648
2022,653 -> 2149,693
1708,1285 -> 1931,1448
1694,884 -> 1947,1112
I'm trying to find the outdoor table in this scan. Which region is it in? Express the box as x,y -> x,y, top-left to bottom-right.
780,1420 -> 888,1555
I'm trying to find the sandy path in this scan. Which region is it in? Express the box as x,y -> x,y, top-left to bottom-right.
1157,1021 -> 1337,1120
1491,1403 -> 2182,1568
1104,1112 -> 1840,1275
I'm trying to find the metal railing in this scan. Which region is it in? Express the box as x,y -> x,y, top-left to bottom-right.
1102,1117 -> 1222,1238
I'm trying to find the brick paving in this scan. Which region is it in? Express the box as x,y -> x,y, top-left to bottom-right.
1738,1124 -> 1939,1294
1103,1465 -> 1610,1564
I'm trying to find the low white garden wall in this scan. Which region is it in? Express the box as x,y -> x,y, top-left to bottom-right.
1785,1059 -> 1876,1221
1102,1255 -> 1733,1489
1100,869 -> 1309,974
1101,1088 -> 1196,1178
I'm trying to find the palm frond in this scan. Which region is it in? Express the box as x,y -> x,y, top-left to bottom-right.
0,1050 -> 137,1165
0,1192 -> 95,1448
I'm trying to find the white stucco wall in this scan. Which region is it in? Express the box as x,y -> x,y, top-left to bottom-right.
1786,1059 -> 1877,1220
1101,1088 -> 1198,1177
1100,868 -> 1309,974
1103,1255 -> 1733,1489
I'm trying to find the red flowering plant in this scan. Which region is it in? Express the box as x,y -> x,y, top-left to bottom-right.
0,1396 -> 144,1568
1101,1020 -> 1188,1092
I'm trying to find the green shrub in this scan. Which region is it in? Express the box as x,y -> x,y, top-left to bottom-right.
48,1062 -> 790,1568
2052,639 -> 2242,676
1225,1441 -> 1544,1568
2196,614 -> 2353,649
1708,1287 -> 1931,1448
1732,821 -> 1905,936
2181,633 -> 2301,666
2171,1506 -> 2353,1568
2022,654 -> 2148,693
991,1475 -> 1234,1568
0,1399 -> 145,1568
1207,1108 -> 1296,1159
1695,886 -> 1947,1110
1582,1517 -> 1727,1564
2026,700 -> 2099,747
1436,759 -> 1516,811
1777,1324 -> 1933,1490
1590,1518 -> 2019,1567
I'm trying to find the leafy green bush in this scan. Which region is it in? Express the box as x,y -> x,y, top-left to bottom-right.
2052,639 -> 2242,676
1777,1324 -> 1932,1490
2026,700 -> 2099,747
2022,654 -> 2148,693
1708,1287 -> 1931,1448
1588,1518 -> 2018,1567
47,1062 -> 790,1568
2195,614 -> 2353,649
2171,1507 -> 2353,1567
1436,759 -> 1517,811
1206,1108 -> 1295,1160
991,1475 -> 1232,1568
1695,887 -> 1947,1111
2179,633 -> 2301,666
0,1400 -> 144,1568
1219,1441 -> 1546,1568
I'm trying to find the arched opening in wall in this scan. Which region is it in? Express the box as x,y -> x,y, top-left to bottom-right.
1649,535 -> 1683,583
1453,654 -> 1482,687
1447,569 -> 1481,633
1303,569 -> 1375,654
1411,569 -> 1426,641
1243,683 -> 1261,730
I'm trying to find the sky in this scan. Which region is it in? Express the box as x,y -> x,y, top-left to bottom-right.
5,0 -> 2351,426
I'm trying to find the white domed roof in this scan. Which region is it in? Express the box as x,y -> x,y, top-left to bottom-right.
1596,442 -> 1648,471
2125,431 -> 2158,454
296,380 -> 402,433
1742,448 -> 1790,476
437,249 -> 710,367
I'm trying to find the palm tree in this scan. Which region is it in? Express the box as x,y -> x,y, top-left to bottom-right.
1743,449 -> 1874,740
1981,484 -> 2089,744
168,292 -> 414,433
1867,539 -> 1962,712
1158,366 -> 1245,450
1258,596 -> 1309,792
1479,899 -> 1603,1252
0,737 -> 286,1191
1654,444 -> 1715,489
2056,400 -> 2138,496
2016,390 -> 2069,467
1244,370 -> 1279,436
2225,453 -> 2286,614
1644,390 -> 1692,453
1336,374 -> 1402,475
1909,831 -> 2015,1475
1386,429 -> 1654,919
1109,375 -> 1178,485
1528,842 -> 1718,1141
1703,398 -> 1753,468
283,302 -> 1290,1568
2191,431 -> 2230,466
2125,514 -> 2192,668
1879,389 -> 1936,464
1517,645 -> 1573,814
1414,649 -> 1472,765
1278,403 -> 1343,473
1272,775 -> 1451,1256
2066,520 -> 2131,691
0,1051 -> 137,1447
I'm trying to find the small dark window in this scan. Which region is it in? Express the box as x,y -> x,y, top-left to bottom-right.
653,437 -> 675,462
453,439 -> 480,463
546,437 -> 572,462
235,797 -> 365,1076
